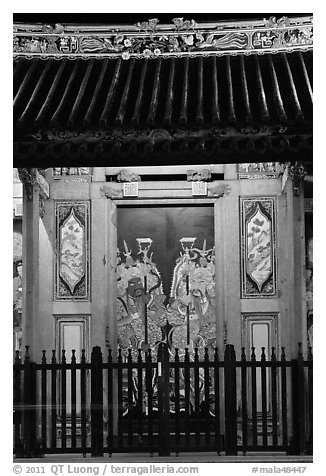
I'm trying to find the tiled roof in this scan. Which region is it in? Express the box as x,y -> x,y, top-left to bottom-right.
14,52 -> 312,131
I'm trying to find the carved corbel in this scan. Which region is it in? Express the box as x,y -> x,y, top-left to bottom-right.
208,183 -> 231,198
100,184 -> 122,199
17,168 -> 38,200
282,162 -> 307,196
116,169 -> 141,182
17,168 -> 49,217
187,169 -> 212,182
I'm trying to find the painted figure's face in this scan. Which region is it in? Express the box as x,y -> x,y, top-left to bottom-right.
127,277 -> 145,298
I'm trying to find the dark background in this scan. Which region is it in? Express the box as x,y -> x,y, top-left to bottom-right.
117,205 -> 214,299
13,13 -> 312,24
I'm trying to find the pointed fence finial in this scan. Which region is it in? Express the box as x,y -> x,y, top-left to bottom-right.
308,346 -> 313,360
81,349 -> 86,363
214,346 -> 219,361
251,346 -> 256,361
261,347 -> 266,361
108,348 -> 113,363
71,349 -> 76,363
42,350 -> 47,364
297,342 -> 303,357
51,349 -> 56,363
128,348 -> 133,362
281,347 -> 286,360
24,345 -> 30,361
61,349 -> 66,363
271,346 -> 276,361
175,348 -> 179,361
137,348 -> 142,362
241,347 -> 246,361
194,347 -> 199,361
185,347 -> 190,361
15,350 -> 21,364
204,347 -> 209,361
118,347 -> 122,362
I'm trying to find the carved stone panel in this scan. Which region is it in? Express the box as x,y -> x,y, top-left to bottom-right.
240,197 -> 277,298
55,201 -> 90,301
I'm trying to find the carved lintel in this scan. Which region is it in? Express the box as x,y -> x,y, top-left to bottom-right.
208,183 -> 231,198
100,184 -> 121,199
116,169 -> 141,182
187,169 -> 212,182
14,16 -> 313,59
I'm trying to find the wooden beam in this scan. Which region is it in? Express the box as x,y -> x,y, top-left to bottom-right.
99,59 -> 122,127
180,57 -> 189,125
164,58 -> 175,125
68,59 -> 94,127
254,55 -> 270,123
131,58 -> 148,126
267,55 -> 287,123
211,56 -> 220,124
115,59 -> 135,126
35,59 -> 67,125
196,57 -> 204,124
147,58 -> 162,126
18,59 -> 53,124
51,60 -> 80,125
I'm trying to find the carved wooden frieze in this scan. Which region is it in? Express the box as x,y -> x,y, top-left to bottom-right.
55,201 -> 90,300
14,16 -> 312,60
237,163 -> 278,180
240,197 -> 277,298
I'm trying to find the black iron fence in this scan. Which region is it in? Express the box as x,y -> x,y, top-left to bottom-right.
13,343 -> 312,457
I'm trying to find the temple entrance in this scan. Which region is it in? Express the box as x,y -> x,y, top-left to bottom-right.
116,205 -> 216,358
115,205 -> 217,442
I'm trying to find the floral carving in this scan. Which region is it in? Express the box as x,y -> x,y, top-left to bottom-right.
100,184 -> 121,199
14,16 -> 313,59
117,170 -> 141,183
241,198 -> 277,298
55,202 -> 90,300
208,183 -> 231,197
187,169 -> 212,182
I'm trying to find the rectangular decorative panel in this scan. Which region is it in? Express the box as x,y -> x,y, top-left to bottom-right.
237,163 -> 278,179
55,201 -> 90,301
240,197 -> 277,298
241,313 -> 279,414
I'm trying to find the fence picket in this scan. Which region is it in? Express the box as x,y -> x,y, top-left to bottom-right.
137,349 -> 143,445
184,348 -> 191,445
107,349 -> 114,457
80,349 -> 87,456
14,350 -> 22,455
213,347 -> 221,454
13,343 -> 312,457
271,347 -> 278,447
71,349 -> 77,450
281,347 -> 288,448
251,347 -> 258,447
174,348 -> 180,454
61,350 -> 67,449
51,350 -> 57,449
261,347 -> 268,446
91,346 -> 103,457
204,348 -> 210,448
241,347 -> 248,453
41,350 -> 47,452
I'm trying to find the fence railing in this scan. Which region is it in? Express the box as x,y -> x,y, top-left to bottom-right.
13,343 -> 312,457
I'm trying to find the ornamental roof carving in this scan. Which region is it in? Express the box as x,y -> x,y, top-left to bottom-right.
13,16 -> 313,59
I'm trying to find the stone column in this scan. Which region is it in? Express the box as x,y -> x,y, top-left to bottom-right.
20,172 -> 40,360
